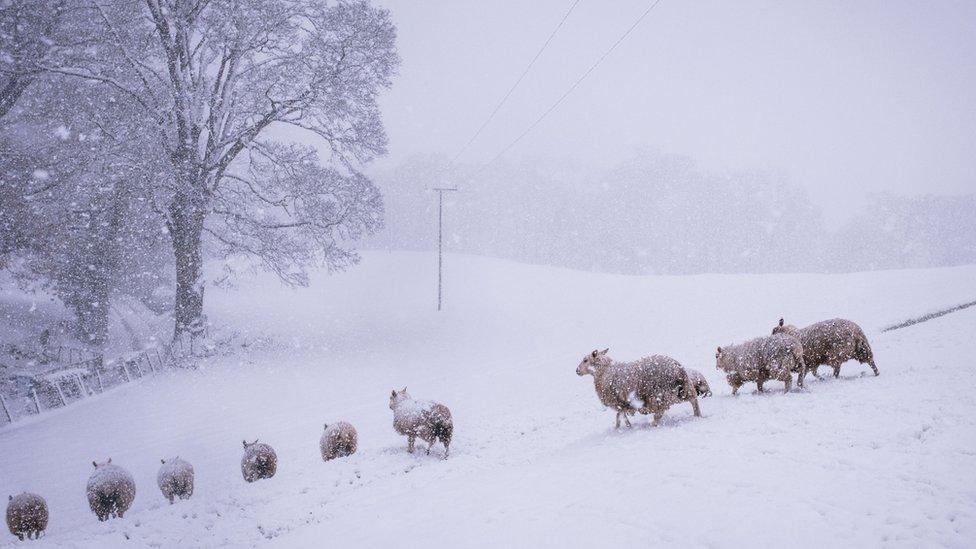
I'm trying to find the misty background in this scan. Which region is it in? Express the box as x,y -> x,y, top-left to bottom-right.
361,0 -> 975,274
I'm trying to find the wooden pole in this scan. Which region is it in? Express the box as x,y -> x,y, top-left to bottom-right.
432,187 -> 458,311
54,381 -> 67,407
30,388 -> 41,414
120,359 -> 131,382
0,394 -> 12,423
94,362 -> 104,392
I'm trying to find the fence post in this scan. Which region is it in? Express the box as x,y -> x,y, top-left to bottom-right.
120,359 -> 131,382
0,394 -> 11,423
54,381 -> 66,407
94,362 -> 104,392
146,352 -> 156,374
30,388 -> 41,414
77,373 -> 91,396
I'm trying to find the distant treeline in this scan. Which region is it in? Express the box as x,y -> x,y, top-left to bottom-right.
368,154 -> 976,274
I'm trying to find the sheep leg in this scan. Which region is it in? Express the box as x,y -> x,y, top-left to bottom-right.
782,372 -> 792,393
623,412 -> 632,428
809,364 -> 822,379
614,412 -> 621,429
690,395 -> 701,417
426,439 -> 435,455
407,435 -> 416,453
756,379 -> 765,393
867,359 -> 880,376
651,411 -> 663,426
832,363 -> 841,378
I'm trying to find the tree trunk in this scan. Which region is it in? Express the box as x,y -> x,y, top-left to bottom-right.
170,196 -> 207,341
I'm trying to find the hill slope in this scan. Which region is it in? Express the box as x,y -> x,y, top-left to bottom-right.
1,252 -> 974,547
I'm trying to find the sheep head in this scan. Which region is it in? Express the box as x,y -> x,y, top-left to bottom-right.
577,348 -> 609,376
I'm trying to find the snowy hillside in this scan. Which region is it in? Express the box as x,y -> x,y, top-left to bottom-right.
1,251 -> 974,547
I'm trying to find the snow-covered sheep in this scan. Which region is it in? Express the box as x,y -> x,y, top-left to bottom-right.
576,349 -> 701,428
389,388 -> 453,458
686,368 -> 712,397
715,333 -> 806,394
6,493 -> 48,541
320,421 -> 358,461
241,440 -> 277,482
773,318 -> 879,378
157,457 -> 194,503
86,459 -> 135,521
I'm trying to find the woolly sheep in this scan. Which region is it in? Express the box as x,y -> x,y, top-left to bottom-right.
576,349 -> 701,428
6,493 -> 48,541
686,368 -> 713,397
241,440 -> 277,482
715,333 -> 806,394
389,388 -> 453,458
320,421 -> 358,461
86,459 -> 136,521
773,318 -> 879,378
157,457 -> 194,503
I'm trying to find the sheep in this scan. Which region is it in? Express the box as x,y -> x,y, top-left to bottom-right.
6,493 -> 48,541
320,421 -> 358,461
715,333 -> 806,394
773,317 -> 879,378
686,368 -> 713,397
157,457 -> 194,503
86,459 -> 136,521
241,440 -> 277,482
576,349 -> 701,428
389,388 -> 453,458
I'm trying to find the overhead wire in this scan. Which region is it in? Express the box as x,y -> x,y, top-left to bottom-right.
478,0 -> 664,172
451,0 -> 584,163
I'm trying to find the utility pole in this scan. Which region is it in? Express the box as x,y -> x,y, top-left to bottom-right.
432,187 -> 458,311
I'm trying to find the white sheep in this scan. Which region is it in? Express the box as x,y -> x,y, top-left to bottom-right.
86,459 -> 136,521
389,388 -> 453,458
576,349 -> 701,428
320,421 -> 358,461
157,457 -> 194,503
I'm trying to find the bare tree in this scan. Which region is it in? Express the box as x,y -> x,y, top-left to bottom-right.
41,0 -> 398,342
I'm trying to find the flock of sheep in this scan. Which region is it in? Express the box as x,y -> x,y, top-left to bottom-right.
5,316 -> 876,541
577,317 -> 879,431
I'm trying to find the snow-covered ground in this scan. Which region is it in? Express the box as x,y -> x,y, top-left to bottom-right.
1,251 -> 974,547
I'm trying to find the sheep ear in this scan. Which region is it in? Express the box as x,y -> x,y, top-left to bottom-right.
591,349 -> 598,357
107,458 -> 112,464
779,318 -> 784,326
160,459 -> 165,464
391,390 -> 397,397
242,440 -> 247,448
92,461 -> 97,468
717,346 -> 722,354
601,348 -> 609,355
402,386 -> 407,393
323,423 -> 329,430
8,495 -> 12,501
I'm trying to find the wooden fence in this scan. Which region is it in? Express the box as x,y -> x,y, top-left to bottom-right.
0,344 -> 171,426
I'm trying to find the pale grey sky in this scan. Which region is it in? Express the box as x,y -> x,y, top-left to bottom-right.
370,1 -> 975,222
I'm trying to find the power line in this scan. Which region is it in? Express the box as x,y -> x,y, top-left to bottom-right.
480,0 -> 664,171
451,0 -> 583,163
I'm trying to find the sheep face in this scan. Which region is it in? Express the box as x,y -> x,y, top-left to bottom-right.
577,348 -> 610,376
389,387 -> 409,410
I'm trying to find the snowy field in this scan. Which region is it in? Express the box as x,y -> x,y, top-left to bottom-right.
1,251 -> 975,548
